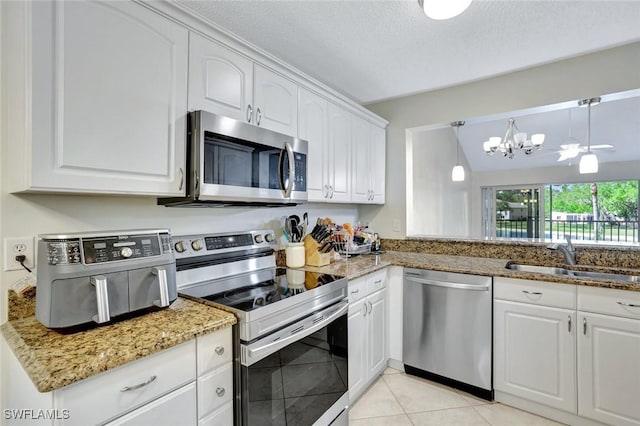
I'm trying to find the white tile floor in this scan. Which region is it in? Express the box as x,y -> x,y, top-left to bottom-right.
349,368 -> 565,425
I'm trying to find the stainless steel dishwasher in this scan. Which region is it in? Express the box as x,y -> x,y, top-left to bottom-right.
403,268 -> 493,400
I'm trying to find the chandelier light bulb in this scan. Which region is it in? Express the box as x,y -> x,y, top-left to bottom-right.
419,0 -> 472,20
482,118 -> 544,159
579,153 -> 599,174
531,133 -> 545,147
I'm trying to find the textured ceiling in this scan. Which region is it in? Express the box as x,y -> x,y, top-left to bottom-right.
454,93 -> 640,172
175,0 -> 640,104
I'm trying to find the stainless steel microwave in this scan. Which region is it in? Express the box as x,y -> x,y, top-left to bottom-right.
159,111 -> 308,207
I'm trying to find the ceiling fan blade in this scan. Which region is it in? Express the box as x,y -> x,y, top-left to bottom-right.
557,150 -> 579,161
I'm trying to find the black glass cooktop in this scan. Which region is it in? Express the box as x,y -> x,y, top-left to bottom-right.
202,268 -> 343,312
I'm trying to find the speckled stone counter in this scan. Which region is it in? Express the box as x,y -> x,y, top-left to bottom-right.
302,251 -> 640,292
1,297 -> 236,392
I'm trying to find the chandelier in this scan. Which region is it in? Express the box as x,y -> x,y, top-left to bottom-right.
482,118 -> 545,159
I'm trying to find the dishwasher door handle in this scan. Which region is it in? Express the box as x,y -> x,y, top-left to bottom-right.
405,276 -> 490,291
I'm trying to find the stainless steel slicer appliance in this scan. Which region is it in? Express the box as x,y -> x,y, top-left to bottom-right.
35,229 -> 177,329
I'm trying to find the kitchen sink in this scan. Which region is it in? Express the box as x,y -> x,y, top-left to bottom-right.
505,262 -> 640,282
505,263 -> 570,275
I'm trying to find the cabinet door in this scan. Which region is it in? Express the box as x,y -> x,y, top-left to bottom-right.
188,32 -> 253,122
326,103 -> 351,202
370,125 -> 386,204
351,115 -> 371,203
494,300 -> 577,413
367,289 -> 387,378
348,299 -> 368,402
30,1 -> 188,196
105,382 -> 196,426
578,312 -> 640,426
254,64 -> 298,136
298,88 -> 328,201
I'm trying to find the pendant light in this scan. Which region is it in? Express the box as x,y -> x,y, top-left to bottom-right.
451,121 -> 465,182
578,97 -> 601,174
418,0 -> 472,20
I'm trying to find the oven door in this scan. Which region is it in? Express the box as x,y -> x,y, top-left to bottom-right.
194,110 -> 307,204
240,301 -> 348,426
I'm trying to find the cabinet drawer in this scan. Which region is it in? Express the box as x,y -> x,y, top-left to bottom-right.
199,401 -> 233,426
578,286 -> 640,319
366,269 -> 387,294
55,340 -> 195,426
197,327 -> 233,374
198,362 -> 233,419
494,277 -> 576,309
348,277 -> 367,303
105,382 -> 196,426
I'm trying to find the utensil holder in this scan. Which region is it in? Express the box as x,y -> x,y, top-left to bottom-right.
285,242 -> 305,268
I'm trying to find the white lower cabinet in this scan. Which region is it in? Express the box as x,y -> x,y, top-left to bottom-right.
494,300 -> 576,413
578,287 -> 640,426
495,278 -> 640,426
3,327 -> 234,426
348,269 -> 388,402
105,382 -> 197,426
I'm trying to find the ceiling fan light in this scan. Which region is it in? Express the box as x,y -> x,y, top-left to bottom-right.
579,153 -> 599,174
451,165 -> 465,181
419,0 -> 472,20
531,133 -> 545,147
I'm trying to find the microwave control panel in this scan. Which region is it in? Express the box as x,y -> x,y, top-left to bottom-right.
293,152 -> 307,192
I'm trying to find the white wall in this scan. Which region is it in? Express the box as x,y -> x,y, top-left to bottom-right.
360,41 -> 640,238
407,127 -> 472,236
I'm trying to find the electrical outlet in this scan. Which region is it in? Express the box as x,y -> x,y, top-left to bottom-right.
4,237 -> 35,272
392,219 -> 401,233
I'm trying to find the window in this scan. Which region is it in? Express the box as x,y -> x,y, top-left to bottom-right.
483,180 -> 639,244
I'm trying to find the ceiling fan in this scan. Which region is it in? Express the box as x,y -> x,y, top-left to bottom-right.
556,142 -> 614,162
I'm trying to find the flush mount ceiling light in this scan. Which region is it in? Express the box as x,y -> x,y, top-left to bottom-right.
451,121 -> 465,182
482,118 -> 545,159
578,97 -> 601,174
418,0 -> 472,20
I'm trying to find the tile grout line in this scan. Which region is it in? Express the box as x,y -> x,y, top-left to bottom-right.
470,404 -> 493,425
380,373 -> 417,425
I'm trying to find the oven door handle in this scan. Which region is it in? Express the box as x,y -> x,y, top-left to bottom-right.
245,301 -> 348,365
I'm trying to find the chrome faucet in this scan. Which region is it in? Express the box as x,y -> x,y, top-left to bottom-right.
548,234 -> 577,265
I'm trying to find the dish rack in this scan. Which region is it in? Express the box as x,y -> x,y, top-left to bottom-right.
332,230 -> 371,257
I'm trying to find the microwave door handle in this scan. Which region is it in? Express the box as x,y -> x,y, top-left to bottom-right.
278,142 -> 295,198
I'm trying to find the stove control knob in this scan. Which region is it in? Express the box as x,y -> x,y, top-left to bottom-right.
254,234 -> 264,244
191,239 -> 203,251
120,247 -> 133,258
265,233 -> 275,243
174,241 -> 186,253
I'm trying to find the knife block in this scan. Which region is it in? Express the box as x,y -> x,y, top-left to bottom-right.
303,235 -> 331,267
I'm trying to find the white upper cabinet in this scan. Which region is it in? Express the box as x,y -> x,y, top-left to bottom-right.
8,1 -> 189,195
188,32 -> 253,123
253,64 -> 298,136
327,102 -> 351,202
188,33 -> 297,137
351,116 -> 386,204
298,88 -> 328,201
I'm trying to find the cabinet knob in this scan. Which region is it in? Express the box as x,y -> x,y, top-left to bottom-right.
216,387 -> 225,397
215,346 -> 225,356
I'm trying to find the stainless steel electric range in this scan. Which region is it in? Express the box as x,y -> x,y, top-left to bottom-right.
174,230 -> 349,426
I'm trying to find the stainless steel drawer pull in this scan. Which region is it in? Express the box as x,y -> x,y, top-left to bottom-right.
374,280 -> 382,285
568,316 -> 572,333
216,387 -> 225,397
215,346 -> 225,356
120,375 -> 157,392
583,317 -> 587,335
522,290 -> 543,295
617,301 -> 640,308
351,289 -> 359,295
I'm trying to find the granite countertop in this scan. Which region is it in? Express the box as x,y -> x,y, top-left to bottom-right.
303,251 -> 640,292
1,297 -> 236,393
